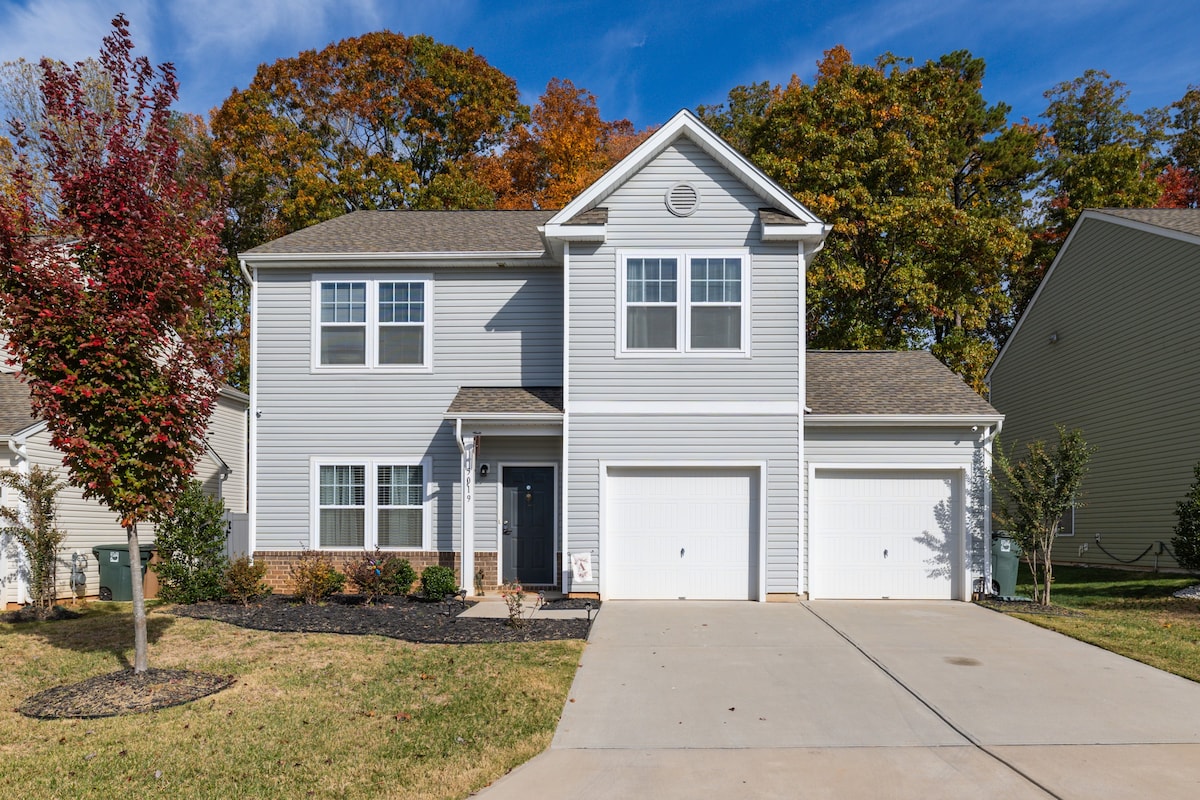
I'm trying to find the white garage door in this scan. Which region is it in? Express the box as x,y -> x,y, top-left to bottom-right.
606,467 -> 758,600
810,470 -> 960,600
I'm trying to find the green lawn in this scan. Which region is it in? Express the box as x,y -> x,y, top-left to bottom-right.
0,603 -> 583,800
1006,564 -> 1200,682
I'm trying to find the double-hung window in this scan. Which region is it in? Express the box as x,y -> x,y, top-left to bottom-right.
621,251 -> 748,354
314,275 -> 432,370
315,460 -> 430,549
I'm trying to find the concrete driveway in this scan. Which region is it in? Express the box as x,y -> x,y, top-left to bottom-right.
473,601 -> 1200,799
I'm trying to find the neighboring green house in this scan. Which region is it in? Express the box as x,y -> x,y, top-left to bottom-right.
987,208 -> 1200,570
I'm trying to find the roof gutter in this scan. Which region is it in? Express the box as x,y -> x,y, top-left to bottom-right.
804,414 -> 1005,427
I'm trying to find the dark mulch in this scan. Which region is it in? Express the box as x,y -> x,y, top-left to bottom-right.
171,593 -> 593,643
975,597 -> 1086,617
1,605 -> 83,624
19,669 -> 234,720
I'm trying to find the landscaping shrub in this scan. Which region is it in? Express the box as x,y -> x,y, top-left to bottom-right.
344,549 -> 415,603
420,564 -> 458,600
500,581 -> 528,628
291,550 -> 345,604
152,480 -> 228,604
389,558 -> 417,597
1172,461 -> 1200,571
0,465 -> 67,609
222,556 -> 269,606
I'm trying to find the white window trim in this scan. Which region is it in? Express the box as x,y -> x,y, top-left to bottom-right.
311,273 -> 434,373
617,249 -> 751,357
310,457 -> 433,551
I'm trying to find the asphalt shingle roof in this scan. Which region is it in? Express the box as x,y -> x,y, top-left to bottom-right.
806,351 -> 998,417
759,208 -> 803,225
0,373 -> 36,436
447,387 -> 564,416
1094,208 -> 1200,239
564,207 -> 608,225
243,210 -> 557,256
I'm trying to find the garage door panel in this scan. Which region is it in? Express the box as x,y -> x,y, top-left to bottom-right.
606,468 -> 757,600
812,470 -> 959,600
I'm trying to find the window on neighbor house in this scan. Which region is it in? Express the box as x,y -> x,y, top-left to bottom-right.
622,252 -> 747,353
316,461 -> 428,549
315,277 -> 430,369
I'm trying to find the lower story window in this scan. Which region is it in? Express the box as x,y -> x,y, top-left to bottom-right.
316,460 -> 429,549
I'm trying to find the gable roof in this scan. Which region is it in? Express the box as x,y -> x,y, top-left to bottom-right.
543,109 -> 828,243
986,208 -> 1200,382
241,210 -> 556,261
806,351 -> 999,420
446,386 -> 564,417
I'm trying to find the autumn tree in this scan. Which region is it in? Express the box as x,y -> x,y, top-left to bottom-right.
700,47 -> 1036,390
0,16 -> 227,671
211,31 -> 525,239
1157,86 -> 1200,208
486,78 -> 650,209
991,427 -> 1093,606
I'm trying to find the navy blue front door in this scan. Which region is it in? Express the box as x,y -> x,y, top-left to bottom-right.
502,466 -> 555,584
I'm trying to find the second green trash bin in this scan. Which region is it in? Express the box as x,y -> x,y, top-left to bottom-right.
990,533 -> 1021,597
92,544 -> 154,601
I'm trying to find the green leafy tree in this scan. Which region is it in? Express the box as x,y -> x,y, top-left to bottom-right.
991,427 -> 1093,605
1170,462 -> 1200,571
210,31 -> 525,241
1157,85 -> 1200,208
152,479 -> 228,604
0,16 -> 227,671
0,465 -> 67,610
699,47 -> 1036,390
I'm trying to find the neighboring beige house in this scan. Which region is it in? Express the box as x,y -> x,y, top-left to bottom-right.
987,208 -> 1200,570
0,374 -> 248,605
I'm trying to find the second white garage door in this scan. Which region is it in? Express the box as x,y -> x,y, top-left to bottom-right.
605,467 -> 759,600
810,469 -> 961,600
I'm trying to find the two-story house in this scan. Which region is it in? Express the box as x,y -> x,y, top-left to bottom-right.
240,110 -> 1002,601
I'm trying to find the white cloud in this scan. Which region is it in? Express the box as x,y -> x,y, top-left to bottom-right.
0,0 -> 155,65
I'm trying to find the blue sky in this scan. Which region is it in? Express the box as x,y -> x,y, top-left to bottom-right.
1,0 -> 1197,130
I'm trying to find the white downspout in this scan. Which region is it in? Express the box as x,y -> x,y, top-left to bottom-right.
241,258 -> 258,562
979,419 -> 1003,596
6,436 -> 31,604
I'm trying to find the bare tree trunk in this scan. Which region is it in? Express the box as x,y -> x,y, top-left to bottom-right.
127,522 -> 149,673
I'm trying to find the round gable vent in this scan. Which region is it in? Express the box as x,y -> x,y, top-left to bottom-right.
665,182 -> 700,217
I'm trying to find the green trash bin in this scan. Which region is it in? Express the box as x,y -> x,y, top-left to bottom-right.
92,544 -> 154,602
990,533 -> 1021,597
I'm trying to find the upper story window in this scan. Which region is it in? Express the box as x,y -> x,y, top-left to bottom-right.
620,251 -> 748,355
313,275 -> 432,371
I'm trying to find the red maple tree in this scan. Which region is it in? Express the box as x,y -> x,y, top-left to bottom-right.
0,16 -> 226,671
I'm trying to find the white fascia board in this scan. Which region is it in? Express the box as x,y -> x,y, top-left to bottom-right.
1086,210 -> 1200,247
804,414 -> 1003,427
442,413 -> 564,423
219,385 -> 250,404
10,420 -> 47,441
239,251 -> 551,267
540,223 -> 606,242
761,222 -> 834,243
545,109 -> 823,230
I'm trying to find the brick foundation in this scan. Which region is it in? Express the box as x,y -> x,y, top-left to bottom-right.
254,550 -> 500,595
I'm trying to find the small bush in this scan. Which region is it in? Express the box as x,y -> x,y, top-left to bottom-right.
344,549 -> 414,604
291,550 -> 345,604
0,466 -> 67,609
152,480 -> 229,604
222,556 -> 269,606
500,581 -> 528,628
1172,462 -> 1200,571
389,558 -> 417,597
420,565 -> 458,600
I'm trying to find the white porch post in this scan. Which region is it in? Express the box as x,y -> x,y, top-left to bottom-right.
458,422 -> 476,595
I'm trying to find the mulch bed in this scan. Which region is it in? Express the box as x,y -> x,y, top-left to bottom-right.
1,605 -> 83,624
975,597 -> 1086,617
170,593 -> 595,644
18,669 -> 234,720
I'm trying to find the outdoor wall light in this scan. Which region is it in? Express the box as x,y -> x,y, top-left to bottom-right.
1048,332 -> 1059,344
479,463 -> 489,478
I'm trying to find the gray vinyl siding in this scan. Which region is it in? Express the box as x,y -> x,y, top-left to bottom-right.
989,218 -> 1200,568
803,425 -> 990,592
199,393 -> 248,514
472,436 -> 562,552
568,413 -> 800,594
254,265 -> 562,552
569,139 -> 801,402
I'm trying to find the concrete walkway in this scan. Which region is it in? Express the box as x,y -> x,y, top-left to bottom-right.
472,601 -> 1200,799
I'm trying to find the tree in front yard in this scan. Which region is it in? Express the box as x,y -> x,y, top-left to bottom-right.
1170,462 -> 1200,571
0,16 -> 226,671
991,426 -> 1093,605
0,465 -> 67,610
